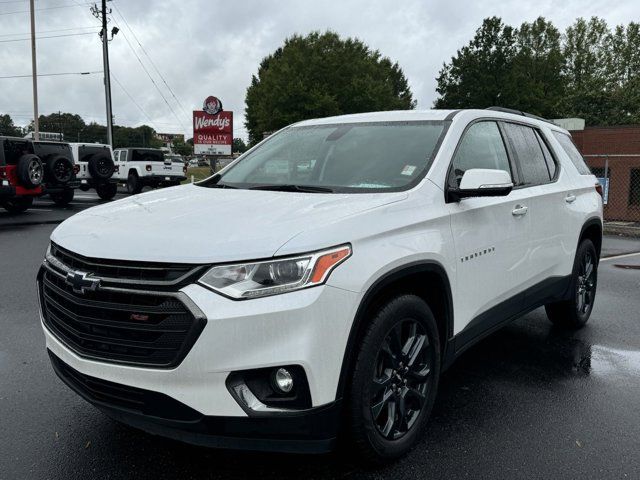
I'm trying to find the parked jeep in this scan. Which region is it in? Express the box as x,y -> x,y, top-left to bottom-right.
69,143 -> 118,200
33,141 -> 76,206
113,148 -> 187,194
0,136 -> 44,213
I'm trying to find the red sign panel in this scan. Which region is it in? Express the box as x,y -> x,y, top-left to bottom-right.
193,110 -> 233,155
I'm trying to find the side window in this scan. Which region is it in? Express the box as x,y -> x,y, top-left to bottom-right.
535,131 -> 557,179
449,121 -> 511,187
552,131 -> 591,175
502,123 -> 551,186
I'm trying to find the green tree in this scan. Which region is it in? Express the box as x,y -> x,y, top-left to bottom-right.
561,17 -> 613,124
28,112 -> 86,141
435,17 -> 517,109
245,31 -> 415,144
0,114 -> 22,136
605,22 -> 640,123
232,137 -> 247,154
172,138 -> 193,156
506,17 -> 565,117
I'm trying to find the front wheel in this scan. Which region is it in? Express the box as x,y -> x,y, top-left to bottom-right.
50,189 -> 74,206
127,172 -> 142,194
347,295 -> 440,464
96,182 -> 117,200
545,239 -> 598,329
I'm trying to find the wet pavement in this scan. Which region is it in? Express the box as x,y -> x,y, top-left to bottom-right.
0,214 -> 639,479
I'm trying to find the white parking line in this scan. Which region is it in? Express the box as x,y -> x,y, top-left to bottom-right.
601,252 -> 640,261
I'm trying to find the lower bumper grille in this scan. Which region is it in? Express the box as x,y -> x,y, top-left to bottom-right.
48,351 -> 200,421
39,267 -> 205,368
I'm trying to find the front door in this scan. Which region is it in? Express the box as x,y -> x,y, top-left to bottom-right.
446,121 -> 532,345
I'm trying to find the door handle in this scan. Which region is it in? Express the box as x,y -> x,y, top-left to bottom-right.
565,194 -> 576,203
512,205 -> 528,216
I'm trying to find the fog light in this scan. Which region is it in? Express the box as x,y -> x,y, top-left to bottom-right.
273,368 -> 293,393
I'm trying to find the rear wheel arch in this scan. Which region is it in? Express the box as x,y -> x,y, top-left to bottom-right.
579,217 -> 603,259
335,261 -> 453,401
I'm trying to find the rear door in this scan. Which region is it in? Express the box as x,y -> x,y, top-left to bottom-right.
500,122 -> 578,294
447,121 -> 532,342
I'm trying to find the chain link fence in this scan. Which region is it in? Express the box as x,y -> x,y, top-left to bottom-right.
585,154 -> 640,236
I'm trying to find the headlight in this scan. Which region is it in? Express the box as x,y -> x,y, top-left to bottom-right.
198,245 -> 351,299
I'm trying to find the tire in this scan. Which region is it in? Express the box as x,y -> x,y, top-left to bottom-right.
50,189 -> 74,207
44,155 -> 74,184
347,294 -> 441,464
545,239 -> 598,329
87,153 -> 115,180
127,171 -> 142,194
17,154 -> 44,188
1,196 -> 34,214
96,182 -> 117,200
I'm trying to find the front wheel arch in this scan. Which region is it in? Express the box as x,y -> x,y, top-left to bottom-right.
335,261 -> 453,402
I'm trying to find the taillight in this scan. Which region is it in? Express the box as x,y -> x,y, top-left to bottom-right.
146,164 -> 152,172
183,165 -> 187,173
114,165 -> 120,173
595,182 -> 603,197
73,165 -> 80,174
0,166 -> 8,185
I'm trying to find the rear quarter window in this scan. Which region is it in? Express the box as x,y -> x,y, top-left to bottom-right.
78,146 -> 112,163
131,149 -> 164,162
552,131 -> 592,175
1,139 -> 34,165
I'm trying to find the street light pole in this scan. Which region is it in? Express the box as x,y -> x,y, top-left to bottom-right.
29,0 -> 39,141
100,0 -> 114,146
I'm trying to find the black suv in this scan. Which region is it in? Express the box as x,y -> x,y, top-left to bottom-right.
33,141 -> 77,206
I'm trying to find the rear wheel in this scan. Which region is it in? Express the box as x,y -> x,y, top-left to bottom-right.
1,196 -> 34,214
348,295 -> 440,464
17,154 -> 44,188
50,189 -> 74,207
127,172 -> 142,194
96,182 -> 117,200
545,239 -> 598,329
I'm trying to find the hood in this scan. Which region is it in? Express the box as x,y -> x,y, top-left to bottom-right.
51,184 -> 406,263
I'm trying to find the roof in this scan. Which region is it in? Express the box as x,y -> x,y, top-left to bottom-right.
293,110 -> 456,126
292,109 -> 568,133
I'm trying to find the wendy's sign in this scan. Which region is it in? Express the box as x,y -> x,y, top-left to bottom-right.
193,96 -> 233,155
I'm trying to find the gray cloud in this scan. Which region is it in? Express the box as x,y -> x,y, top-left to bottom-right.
1,0 -> 638,140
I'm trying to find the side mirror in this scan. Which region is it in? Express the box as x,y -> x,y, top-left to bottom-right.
448,168 -> 513,202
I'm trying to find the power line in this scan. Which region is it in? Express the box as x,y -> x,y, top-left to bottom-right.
108,15 -> 186,130
0,25 -> 97,37
0,2 -> 92,15
111,1 -> 190,120
111,72 -> 158,131
0,70 -> 102,79
0,31 -> 98,43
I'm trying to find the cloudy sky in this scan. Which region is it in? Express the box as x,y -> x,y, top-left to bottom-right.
0,0 -> 638,140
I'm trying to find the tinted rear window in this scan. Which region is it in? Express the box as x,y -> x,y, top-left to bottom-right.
502,123 -> 551,185
131,149 -> 164,162
552,131 -> 591,175
1,139 -> 34,165
78,146 -> 112,163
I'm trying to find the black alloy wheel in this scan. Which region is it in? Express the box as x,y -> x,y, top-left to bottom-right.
545,239 -> 598,329
348,294 -> 440,463
371,319 -> 433,440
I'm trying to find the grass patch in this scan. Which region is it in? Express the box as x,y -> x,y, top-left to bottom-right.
182,167 -> 213,184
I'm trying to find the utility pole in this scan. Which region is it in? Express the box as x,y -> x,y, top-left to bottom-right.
29,0 -> 39,141
95,0 -> 114,146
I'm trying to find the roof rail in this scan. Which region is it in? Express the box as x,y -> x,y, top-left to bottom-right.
485,106 -> 551,124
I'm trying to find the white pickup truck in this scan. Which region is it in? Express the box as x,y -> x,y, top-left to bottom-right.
113,148 -> 187,194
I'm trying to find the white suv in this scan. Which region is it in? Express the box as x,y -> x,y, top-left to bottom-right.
38,109 -> 602,462
69,143 -> 118,200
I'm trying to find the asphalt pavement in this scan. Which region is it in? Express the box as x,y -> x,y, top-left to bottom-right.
1,195 -> 640,479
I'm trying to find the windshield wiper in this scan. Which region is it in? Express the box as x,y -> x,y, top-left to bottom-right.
207,182 -> 238,189
248,184 -> 334,193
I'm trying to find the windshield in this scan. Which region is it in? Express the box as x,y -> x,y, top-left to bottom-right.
202,121 -> 446,192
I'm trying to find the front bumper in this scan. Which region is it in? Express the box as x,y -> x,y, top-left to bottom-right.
40,276 -> 359,451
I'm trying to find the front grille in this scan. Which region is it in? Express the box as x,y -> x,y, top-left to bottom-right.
48,351 -> 200,421
39,252 -> 206,368
50,242 -> 206,286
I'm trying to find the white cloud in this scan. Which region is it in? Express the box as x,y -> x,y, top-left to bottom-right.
0,0 -> 638,140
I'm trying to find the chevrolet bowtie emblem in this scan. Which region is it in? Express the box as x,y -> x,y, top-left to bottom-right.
65,270 -> 100,295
